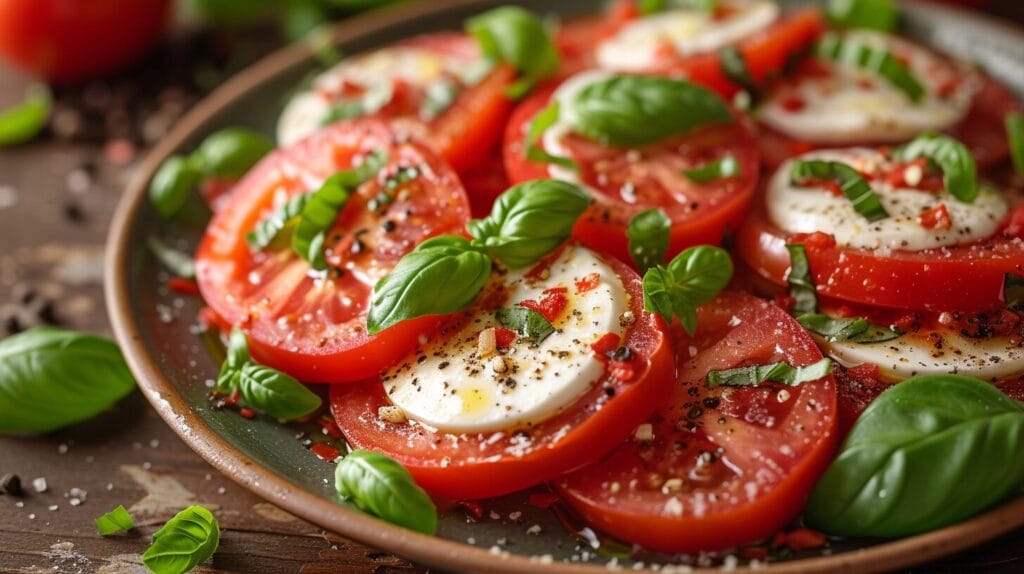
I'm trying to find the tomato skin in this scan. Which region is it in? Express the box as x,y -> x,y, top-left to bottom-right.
555,292 -> 838,553
0,0 -> 169,83
330,252 -> 675,500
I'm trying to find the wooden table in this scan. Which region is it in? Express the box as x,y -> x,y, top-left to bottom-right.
1,5 -> 1024,573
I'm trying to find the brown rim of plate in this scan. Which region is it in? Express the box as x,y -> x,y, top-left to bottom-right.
105,0 -> 1024,571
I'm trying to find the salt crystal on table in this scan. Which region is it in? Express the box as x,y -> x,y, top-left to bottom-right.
32,478 -> 48,493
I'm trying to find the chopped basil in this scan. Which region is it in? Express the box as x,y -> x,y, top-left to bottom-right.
627,208 -> 670,274
0,84 -> 50,146
147,237 -> 197,279
817,32 -> 924,103
246,194 -> 309,251
523,102 -> 578,169
683,154 -> 740,183
826,0 -> 899,32
496,306 -> 555,343
1004,273 -> 1024,311
95,505 -> 134,536
785,244 -> 817,316
719,46 -> 759,100
1007,112 -> 1024,176
790,159 -> 888,222
895,133 -> 977,203
707,358 -> 832,389
798,313 -> 899,344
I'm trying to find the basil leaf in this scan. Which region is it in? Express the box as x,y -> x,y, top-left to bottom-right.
1007,112 -> 1024,176
817,32 -> 923,103
683,154 -> 740,183
0,84 -> 50,146
246,193 -> 309,251
565,75 -> 732,148
147,237 -> 197,279
142,505 -> 220,574
785,244 -> 817,316
806,375 -> 1024,537
468,179 -> 591,269
216,327 -> 250,394
826,0 -> 899,32
335,450 -> 437,534
639,0 -> 716,15
292,151 -> 386,270
238,363 -> 322,420
95,505 -> 134,536
790,159 -> 888,222
719,46 -> 759,99
897,133 -> 978,203
1005,273 -> 1024,311
642,245 -> 733,335
149,156 -> 205,219
798,313 -> 899,343
191,128 -> 274,179
495,306 -> 555,343
524,102 -> 578,169
367,236 -> 492,334
0,327 -> 136,435
707,358 -> 832,388
627,208 -> 670,274
465,6 -> 559,99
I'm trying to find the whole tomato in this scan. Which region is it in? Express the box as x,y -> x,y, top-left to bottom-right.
0,0 -> 170,83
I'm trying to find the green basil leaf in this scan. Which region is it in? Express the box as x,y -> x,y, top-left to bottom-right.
216,327 -> 250,394
149,155 -> 205,219
785,244 -> 817,316
896,132 -> 979,204
142,505 -> 220,574
246,193 -> 309,251
292,151 -> 386,269
466,6 -> 559,99
495,306 -> 555,343
642,245 -> 733,335
95,505 -> 134,536
147,237 -> 197,279
0,327 -> 136,435
817,32 -> 923,103
238,363 -> 322,420
565,75 -> 732,148
707,358 -> 832,388
191,128 -> 274,179
638,0 -> 716,15
1007,112 -> 1024,176
1005,273 -> 1024,311
719,46 -> 759,99
826,0 -> 899,32
524,102 -> 578,169
367,236 -> 492,334
790,159 -> 889,222
806,375 -> 1024,537
320,83 -> 393,126
683,154 -> 740,183
627,208 -> 670,274
468,179 -> 591,269
798,313 -> 899,343
0,84 -> 50,146
335,450 -> 437,534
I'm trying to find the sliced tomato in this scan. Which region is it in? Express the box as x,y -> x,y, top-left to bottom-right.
195,119 -> 471,383
555,292 -> 838,553
735,198 -> 1024,313
330,252 -> 675,500
459,144 -> 509,218
503,83 -> 759,266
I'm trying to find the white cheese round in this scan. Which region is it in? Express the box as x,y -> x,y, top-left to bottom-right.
759,30 -> 979,144
383,244 -> 630,433
596,0 -> 779,72
541,70 -> 614,188
767,148 -> 1007,251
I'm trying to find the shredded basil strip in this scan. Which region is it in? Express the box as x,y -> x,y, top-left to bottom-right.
785,244 -> 817,316
707,358 -> 833,389
817,32 -> 924,103
798,313 -> 899,344
895,133 -> 978,203
719,46 -> 759,99
826,0 -> 899,32
320,83 -> 393,126
147,237 -> 196,279
790,159 -> 888,222
683,154 -> 740,183
524,102 -> 578,169
639,0 -> 716,15
1007,112 -> 1024,176
96,505 -> 134,536
627,208 -> 671,274
0,84 -> 50,146
1004,273 -> 1024,311
496,306 -> 555,343
247,194 -> 310,251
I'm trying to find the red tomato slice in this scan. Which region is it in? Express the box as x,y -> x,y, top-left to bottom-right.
459,144 -> 509,218
555,291 -> 838,553
503,83 -> 759,266
195,120 -> 471,383
330,251 -> 675,500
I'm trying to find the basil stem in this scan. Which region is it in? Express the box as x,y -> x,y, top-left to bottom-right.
683,154 -> 740,183
719,46 -> 759,99
142,505 -> 220,574
335,450 -> 437,534
238,363 -> 322,420
0,84 -> 50,146
785,244 -> 818,316
246,193 -> 310,251
627,208 -> 670,274
790,159 -> 888,222
1007,112 -> 1024,176
798,313 -> 899,343
465,6 -> 559,99
817,32 -> 924,103
826,0 -> 899,32
642,245 -> 733,335
495,306 -> 555,343
524,102 -> 578,169
896,133 -> 978,203
707,358 -> 832,388
95,505 -> 134,536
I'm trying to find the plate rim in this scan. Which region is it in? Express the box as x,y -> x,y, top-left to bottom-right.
104,0 -> 1024,571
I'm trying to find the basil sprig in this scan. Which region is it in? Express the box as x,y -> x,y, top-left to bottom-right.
826,0 -> 899,32
524,102 -> 578,169
627,209 -> 670,274
895,133 -> 978,203
335,450 -> 437,534
246,193 -> 309,251
95,505 -> 134,536
1007,112 -> 1024,176
806,375 -> 1024,537
565,75 -> 732,148
0,327 -> 136,435
367,180 -> 590,334
465,6 -> 559,99
496,307 -> 555,343
0,84 -> 50,146
147,237 -> 197,279
642,245 -> 733,335
683,154 -> 740,183
798,313 -> 899,343
719,46 -> 759,99
785,244 -> 818,316
142,505 -> 220,574
707,358 -> 832,389
790,159 -> 888,222
817,32 -> 924,103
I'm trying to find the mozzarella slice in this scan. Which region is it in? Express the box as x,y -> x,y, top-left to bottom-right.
541,70 -> 614,188
277,46 -> 456,146
767,148 -> 1007,251
383,245 -> 630,433
596,0 -> 778,72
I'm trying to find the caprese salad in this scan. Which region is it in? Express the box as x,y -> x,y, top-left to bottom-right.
145,0 -> 1024,566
